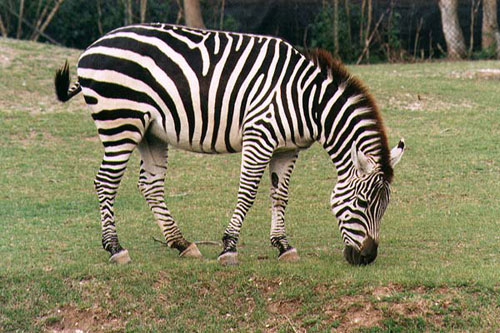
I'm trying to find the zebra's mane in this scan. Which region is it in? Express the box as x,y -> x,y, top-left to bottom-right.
303,49 -> 393,183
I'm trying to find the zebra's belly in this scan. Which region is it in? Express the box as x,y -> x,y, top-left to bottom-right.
148,118 -> 243,154
148,117 -> 313,154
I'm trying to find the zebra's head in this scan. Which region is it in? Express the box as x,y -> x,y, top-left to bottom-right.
331,139 -> 405,265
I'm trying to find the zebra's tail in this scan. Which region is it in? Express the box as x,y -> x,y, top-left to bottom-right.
55,60 -> 81,102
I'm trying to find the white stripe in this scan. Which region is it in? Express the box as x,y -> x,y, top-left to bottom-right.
205,33 -> 233,151
214,32 -> 220,54
235,34 -> 244,51
318,75 -> 333,104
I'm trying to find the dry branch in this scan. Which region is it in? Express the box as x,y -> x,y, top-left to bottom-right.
16,0 -> 24,39
356,9 -> 388,64
32,0 -> 64,42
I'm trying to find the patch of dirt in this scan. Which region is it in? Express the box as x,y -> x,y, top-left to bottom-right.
451,68 -> 500,80
262,284 -> 483,332
321,294 -> 384,331
41,304 -> 125,332
372,283 -> 403,300
267,299 -> 302,315
380,93 -> 473,112
344,302 -> 383,328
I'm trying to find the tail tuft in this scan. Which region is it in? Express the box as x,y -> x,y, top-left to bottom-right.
55,60 -> 81,102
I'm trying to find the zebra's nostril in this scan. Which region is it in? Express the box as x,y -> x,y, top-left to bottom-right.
344,243 -> 378,266
361,237 -> 378,258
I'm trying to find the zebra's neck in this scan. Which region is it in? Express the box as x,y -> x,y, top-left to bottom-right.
303,51 -> 392,182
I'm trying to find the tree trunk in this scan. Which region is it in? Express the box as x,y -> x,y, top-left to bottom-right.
344,0 -> 352,46
469,0 -> 480,56
360,0 -> 366,42
16,0 -> 24,39
482,0 -> 500,54
332,0 -> 339,58
365,0 -> 372,60
219,0 -> 225,30
121,0 -> 133,25
97,0 -> 103,35
183,0 -> 205,28
0,12 -> 7,37
140,0 -> 147,23
438,0 -> 467,59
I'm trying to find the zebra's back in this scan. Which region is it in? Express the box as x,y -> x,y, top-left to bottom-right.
77,23 -> 316,153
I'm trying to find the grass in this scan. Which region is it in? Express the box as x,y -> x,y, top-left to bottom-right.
0,37 -> 499,332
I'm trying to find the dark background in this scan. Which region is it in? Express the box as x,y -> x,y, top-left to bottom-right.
0,0 -> 496,62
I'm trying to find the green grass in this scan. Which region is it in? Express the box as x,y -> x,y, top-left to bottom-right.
0,37 -> 499,332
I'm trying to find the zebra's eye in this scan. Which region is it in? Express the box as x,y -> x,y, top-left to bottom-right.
356,198 -> 368,209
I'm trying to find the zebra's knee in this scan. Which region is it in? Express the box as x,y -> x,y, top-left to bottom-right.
94,177 -> 108,195
270,235 -> 291,255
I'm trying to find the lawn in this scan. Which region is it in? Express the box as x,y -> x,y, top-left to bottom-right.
0,37 -> 499,332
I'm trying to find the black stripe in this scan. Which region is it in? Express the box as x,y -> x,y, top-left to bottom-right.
98,124 -> 142,136
104,150 -> 133,157
92,108 -> 145,121
102,138 -> 137,147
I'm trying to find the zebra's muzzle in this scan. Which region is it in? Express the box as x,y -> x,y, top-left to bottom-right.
343,237 -> 378,265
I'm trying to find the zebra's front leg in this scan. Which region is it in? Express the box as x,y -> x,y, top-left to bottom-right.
218,129 -> 275,265
95,151 -> 134,264
137,140 -> 202,258
269,150 -> 300,261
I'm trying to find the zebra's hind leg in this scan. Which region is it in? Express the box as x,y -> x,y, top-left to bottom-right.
137,138 -> 202,258
218,128 -> 276,265
269,150 -> 300,262
95,149 -> 135,264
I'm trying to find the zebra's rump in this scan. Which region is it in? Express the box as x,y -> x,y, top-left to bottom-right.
76,23 -> 315,154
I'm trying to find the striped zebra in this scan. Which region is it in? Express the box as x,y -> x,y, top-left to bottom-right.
55,23 -> 404,266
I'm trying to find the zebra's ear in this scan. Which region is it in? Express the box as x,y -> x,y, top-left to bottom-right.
390,138 -> 405,168
351,143 -> 374,175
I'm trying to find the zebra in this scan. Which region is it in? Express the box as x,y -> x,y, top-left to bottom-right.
54,23 -> 405,266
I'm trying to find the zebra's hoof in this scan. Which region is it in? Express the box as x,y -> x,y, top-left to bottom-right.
109,249 -> 131,264
179,243 -> 203,258
278,248 -> 300,262
217,251 -> 238,265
